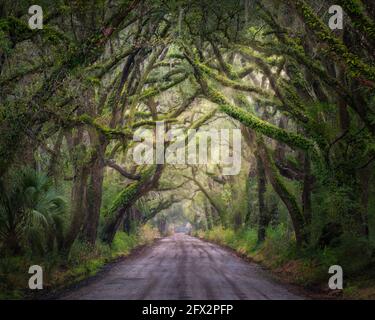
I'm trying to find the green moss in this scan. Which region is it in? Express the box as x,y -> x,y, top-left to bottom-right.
135,111 -> 152,119
206,86 -> 316,152
255,11 -> 351,100
132,118 -> 178,129
198,62 -> 273,98
106,165 -> 157,217
294,0 -> 375,81
235,46 -> 311,124
257,138 -> 307,240
106,182 -> 139,217
76,114 -> 132,140
0,17 -> 68,45
338,0 -> 375,39
136,74 -> 188,101
85,76 -> 101,86
191,108 -> 217,130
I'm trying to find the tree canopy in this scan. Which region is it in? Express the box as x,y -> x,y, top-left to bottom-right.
1,0 -> 375,298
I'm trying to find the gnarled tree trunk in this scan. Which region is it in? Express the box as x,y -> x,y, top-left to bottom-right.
102,165 -> 164,244
257,139 -> 307,247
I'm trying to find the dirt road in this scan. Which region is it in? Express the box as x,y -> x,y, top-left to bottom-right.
61,234 -> 303,300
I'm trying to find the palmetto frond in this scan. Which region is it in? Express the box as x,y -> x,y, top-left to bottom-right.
0,168 -> 67,253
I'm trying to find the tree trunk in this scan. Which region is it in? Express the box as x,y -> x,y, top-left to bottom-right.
204,199 -> 213,230
359,166 -> 372,237
102,165 -> 163,244
257,139 -> 307,247
302,155 -> 312,228
158,217 -> 168,236
191,177 -> 226,226
337,65 -> 350,132
256,153 -> 268,243
81,155 -> 105,245
48,131 -> 64,184
122,208 -> 130,234
62,164 -> 90,253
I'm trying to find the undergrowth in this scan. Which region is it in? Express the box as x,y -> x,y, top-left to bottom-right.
0,225 -> 159,299
196,225 -> 375,299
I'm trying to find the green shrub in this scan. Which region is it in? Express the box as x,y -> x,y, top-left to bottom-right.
0,225 -> 159,299
111,232 -> 138,256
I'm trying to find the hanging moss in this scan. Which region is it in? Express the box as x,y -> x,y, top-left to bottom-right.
184,51 -> 323,156
293,0 -> 375,81
132,118 -> 178,129
191,108 -> 217,130
338,0 -> 375,39
197,62 -> 273,98
88,47 -> 135,79
76,114 -> 132,140
106,182 -> 139,217
0,17 -> 69,45
205,85 -> 316,152
135,111 -> 152,119
135,74 -> 189,102
255,10 -> 352,101
235,45 -> 311,124
258,138 -> 308,245
0,63 -> 48,87
106,165 -> 157,217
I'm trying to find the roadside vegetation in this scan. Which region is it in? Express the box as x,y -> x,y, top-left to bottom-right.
0,225 -> 158,299
197,225 -> 375,299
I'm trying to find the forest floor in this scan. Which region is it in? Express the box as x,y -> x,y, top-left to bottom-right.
59,233 -> 304,300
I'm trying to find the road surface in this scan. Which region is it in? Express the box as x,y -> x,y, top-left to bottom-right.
61,234 -> 303,300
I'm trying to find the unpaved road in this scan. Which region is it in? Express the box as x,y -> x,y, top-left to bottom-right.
61,234 -> 303,300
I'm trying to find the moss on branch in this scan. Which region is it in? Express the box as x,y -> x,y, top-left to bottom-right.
337,0 -> 375,40
292,0 -> 375,81
206,86 -> 316,152
197,62 -> 273,98
75,114 -> 132,140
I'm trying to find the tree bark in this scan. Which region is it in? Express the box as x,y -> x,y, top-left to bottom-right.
302,155 -> 312,228
256,152 -> 268,243
189,176 -> 226,226
257,139 -> 307,247
204,198 -> 213,230
102,165 -> 164,244
62,164 -> 90,253
48,131 -> 64,184
81,155 -> 105,244
359,166 -> 372,237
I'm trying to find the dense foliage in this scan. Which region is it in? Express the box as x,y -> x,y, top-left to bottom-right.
0,0 -> 375,298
